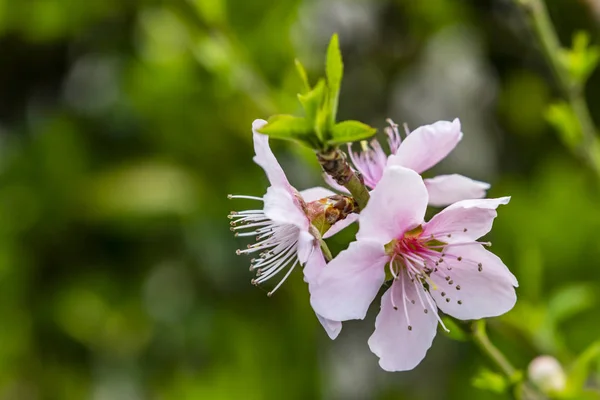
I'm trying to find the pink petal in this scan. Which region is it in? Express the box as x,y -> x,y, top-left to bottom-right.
315,313 -> 342,340
323,213 -> 359,239
424,174 -> 490,207
252,119 -> 291,189
303,243 -> 326,284
299,187 -> 336,202
263,186 -> 309,231
423,197 -> 510,243
357,166 -> 428,245
387,118 -> 462,174
297,230 -> 316,265
310,240 -> 388,321
303,247 -> 344,340
429,244 -> 517,320
367,276 -> 438,372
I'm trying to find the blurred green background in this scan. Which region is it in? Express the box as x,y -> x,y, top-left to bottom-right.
0,0 -> 599,398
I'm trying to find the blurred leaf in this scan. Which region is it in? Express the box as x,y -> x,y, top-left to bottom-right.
328,120 -> 376,145
326,33 -> 343,128
472,368 -> 508,394
441,316 -> 469,341
545,101 -> 582,149
565,341 -> 600,395
547,283 -> 596,325
558,31 -> 600,86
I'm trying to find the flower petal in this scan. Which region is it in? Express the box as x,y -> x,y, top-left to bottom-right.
424,174 -> 490,207
423,197 -> 510,243
315,313 -> 343,340
263,186 -> 309,230
299,187 -> 336,202
310,240 -> 388,321
368,276 -> 438,372
387,118 -> 462,174
357,166 -> 428,245
297,230 -> 315,265
252,119 -> 291,189
429,244 -> 517,320
303,242 -> 325,284
323,213 -> 359,239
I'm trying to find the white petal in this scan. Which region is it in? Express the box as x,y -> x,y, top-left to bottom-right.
263,186 -> 309,230
429,244 -> 517,320
424,174 -> 490,207
310,240 -> 388,321
387,118 -> 462,174
357,166 -> 428,245
423,197 -> 510,243
297,230 -> 316,265
323,213 -> 359,239
299,187 -> 336,202
302,241 -> 325,284
252,120 -> 291,189
368,277 -> 438,372
315,313 -> 343,340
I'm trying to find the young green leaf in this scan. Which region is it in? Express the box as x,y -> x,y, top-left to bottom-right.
297,79 -> 326,130
257,115 -> 315,145
328,120 -> 376,145
326,33 -> 343,128
295,59 -> 311,93
565,341 -> 600,395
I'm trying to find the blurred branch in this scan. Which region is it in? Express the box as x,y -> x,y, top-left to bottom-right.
513,0 -> 600,174
471,321 -> 545,400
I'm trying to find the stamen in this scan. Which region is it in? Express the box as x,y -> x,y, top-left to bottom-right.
227,194 -> 264,201
400,272 -> 411,329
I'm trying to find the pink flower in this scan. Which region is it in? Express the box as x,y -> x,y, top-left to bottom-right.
229,119 -> 349,339
330,118 -> 490,207
310,166 -> 517,371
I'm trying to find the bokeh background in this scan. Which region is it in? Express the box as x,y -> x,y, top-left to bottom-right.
0,0 -> 599,398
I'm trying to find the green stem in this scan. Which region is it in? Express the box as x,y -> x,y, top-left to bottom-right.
514,0 -> 600,174
343,173 -> 370,210
472,320 -> 516,378
319,239 -> 333,262
471,321 -> 544,400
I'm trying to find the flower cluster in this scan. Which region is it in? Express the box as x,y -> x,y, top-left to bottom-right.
230,118 -> 518,371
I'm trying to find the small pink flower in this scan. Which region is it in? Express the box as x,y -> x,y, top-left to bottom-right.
311,166 -> 517,371
332,118 -> 490,207
229,119 -> 349,339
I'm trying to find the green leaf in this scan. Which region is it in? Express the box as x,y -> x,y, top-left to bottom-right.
472,369 -> 508,394
257,115 -> 315,146
328,120 -> 376,145
545,101 -> 582,150
566,341 -> 600,395
558,31 -> 600,86
295,59 -> 311,93
440,316 -> 469,342
326,33 -> 343,128
297,79 -> 326,131
547,283 -> 596,324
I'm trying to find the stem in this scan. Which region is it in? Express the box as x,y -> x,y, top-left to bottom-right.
316,148 -> 370,209
514,0 -> 600,173
472,320 -> 516,377
471,321 -> 544,400
319,239 -> 333,262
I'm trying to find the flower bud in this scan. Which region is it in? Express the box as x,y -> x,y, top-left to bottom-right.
528,355 -> 566,394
